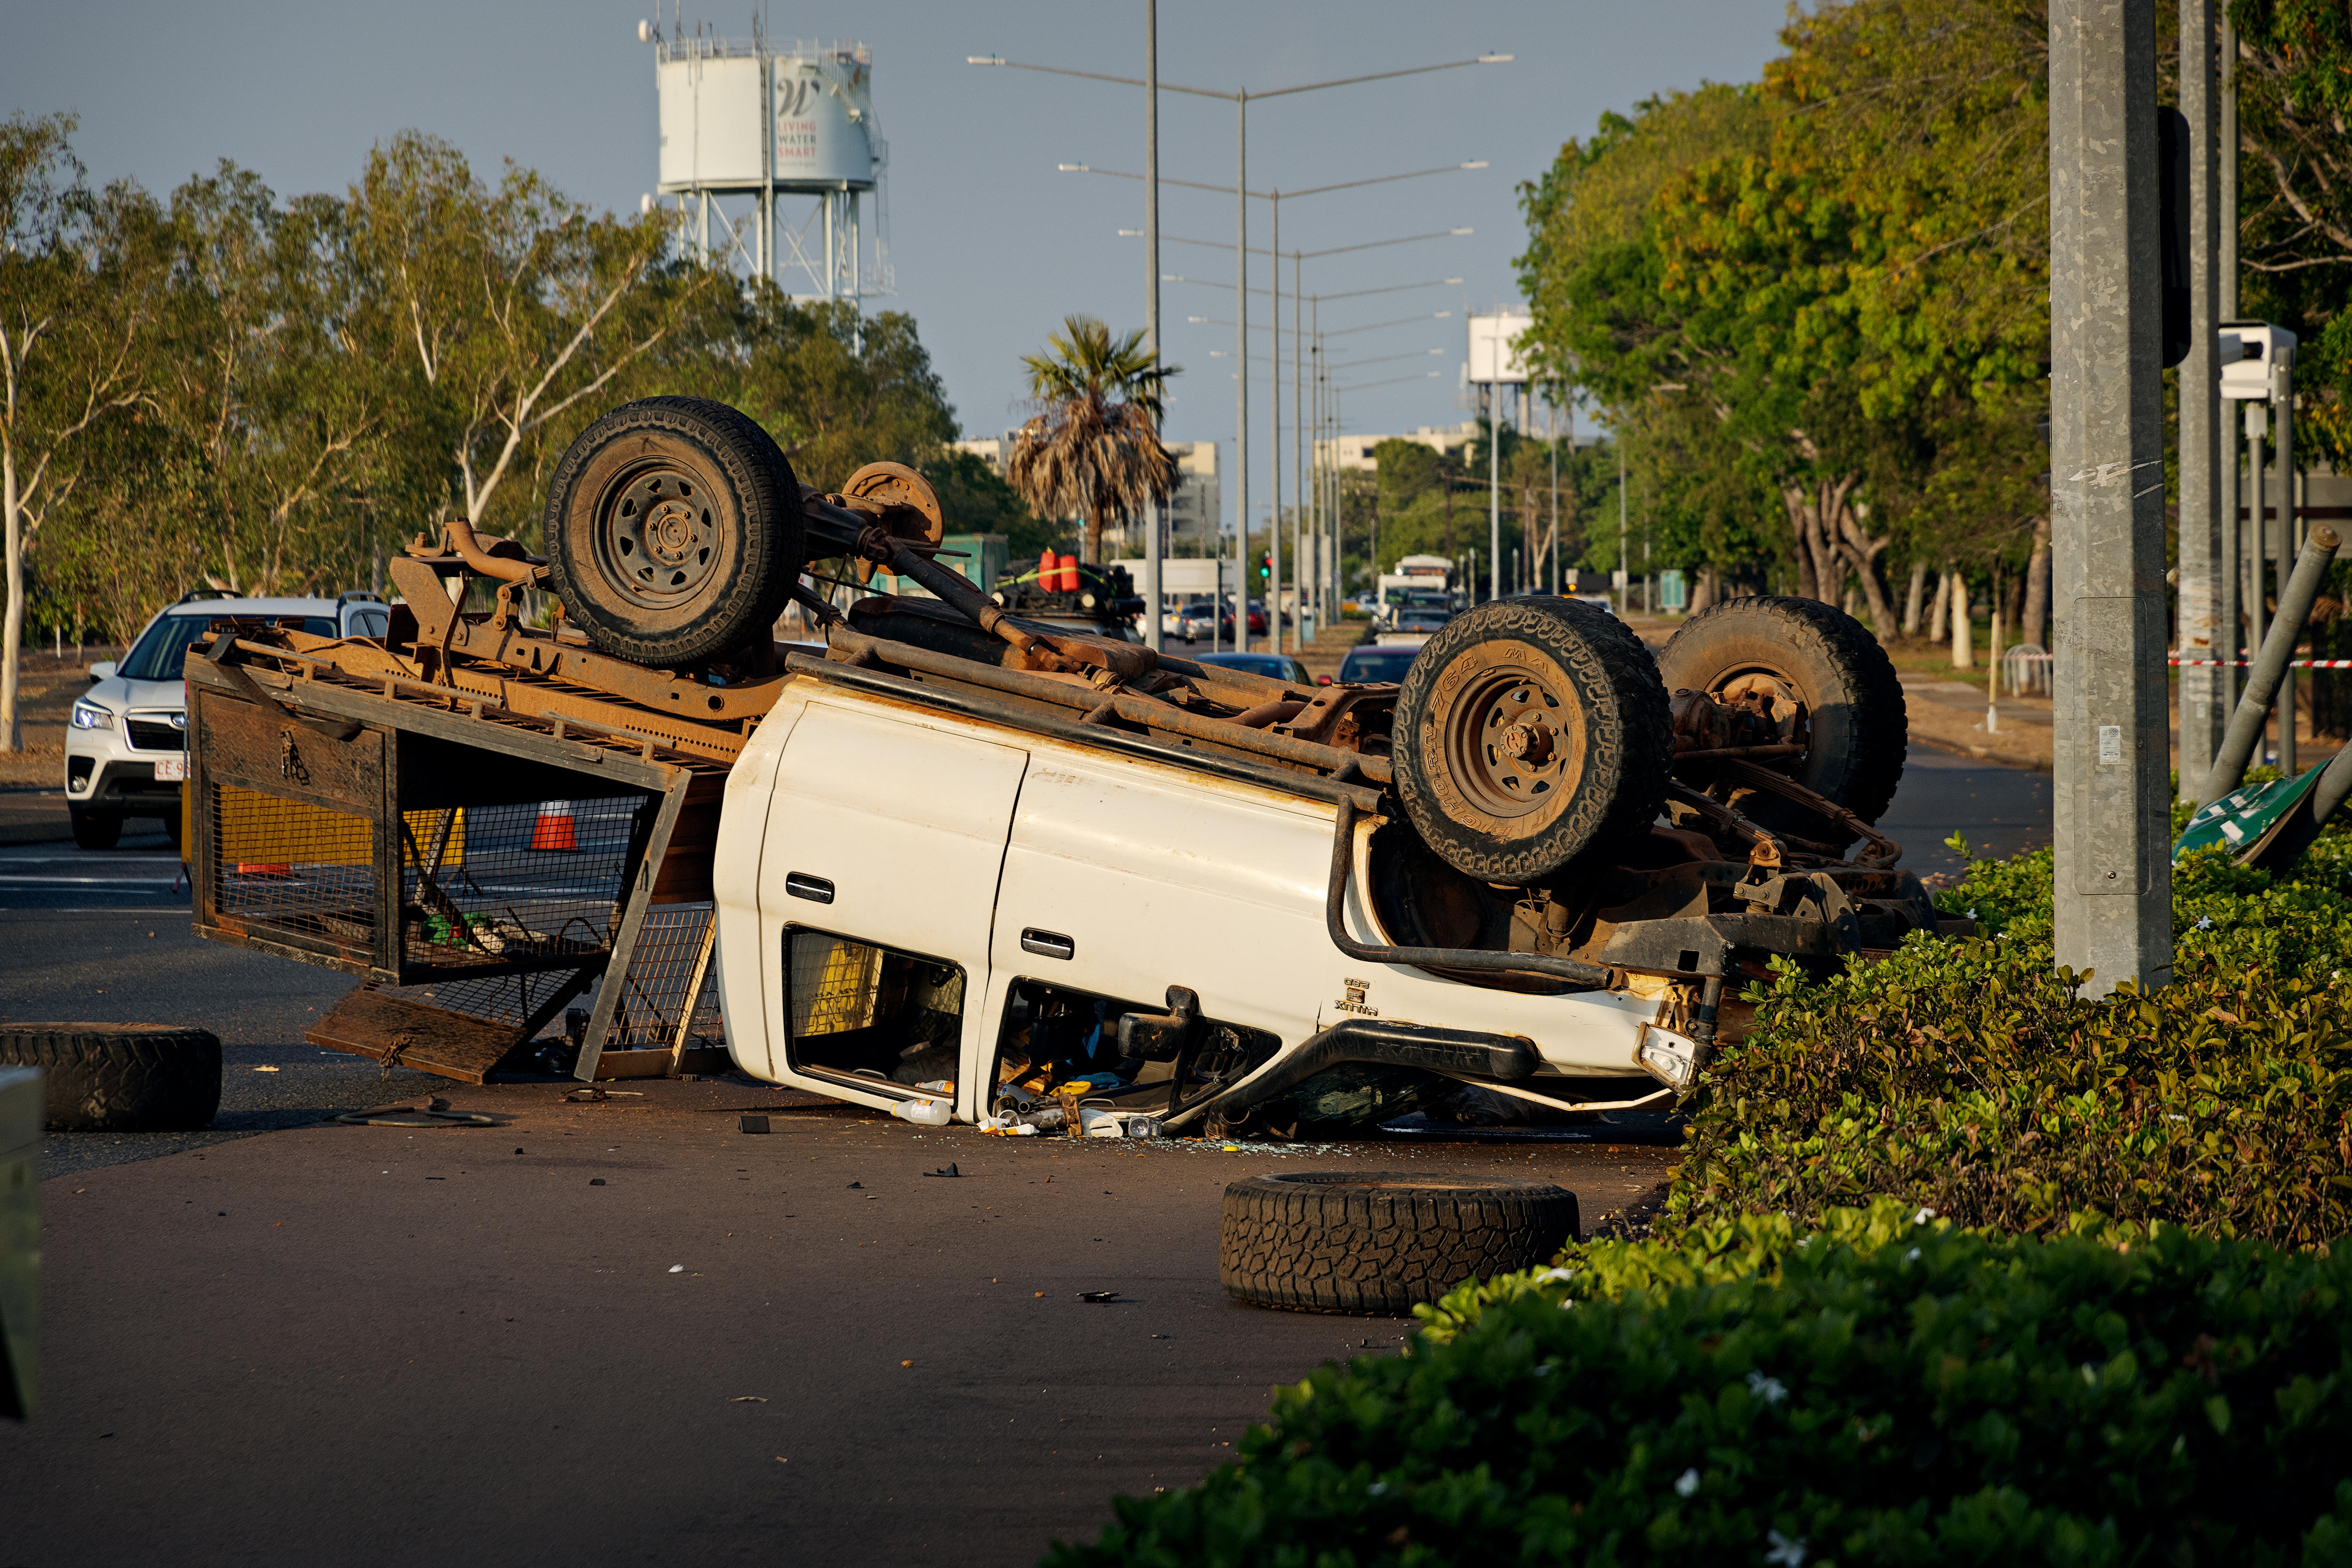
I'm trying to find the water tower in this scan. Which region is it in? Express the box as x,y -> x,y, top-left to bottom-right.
642,12 -> 890,304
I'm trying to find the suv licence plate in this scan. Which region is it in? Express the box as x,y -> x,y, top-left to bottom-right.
153,755 -> 186,782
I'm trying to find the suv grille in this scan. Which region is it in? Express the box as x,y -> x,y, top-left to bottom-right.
127,718 -> 184,752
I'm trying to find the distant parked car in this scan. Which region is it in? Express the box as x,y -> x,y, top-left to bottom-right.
1336,644 -> 1424,685
66,590 -> 390,849
1173,597 -> 1235,643
1193,651 -> 1314,685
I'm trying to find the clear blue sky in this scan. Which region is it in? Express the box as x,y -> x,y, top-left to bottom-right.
3,0 -> 1789,526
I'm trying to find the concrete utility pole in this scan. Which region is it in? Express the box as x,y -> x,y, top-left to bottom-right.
2049,0 -> 2171,995
1488,386 -> 1502,603
2218,10 -> 2240,714
2176,0 -> 2222,793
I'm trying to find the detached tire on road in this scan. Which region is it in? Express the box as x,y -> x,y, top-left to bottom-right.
1656,595 -> 1906,845
0,1024 -> 221,1132
545,397 -> 806,669
1220,1171 -> 1580,1316
1393,596 -> 1672,884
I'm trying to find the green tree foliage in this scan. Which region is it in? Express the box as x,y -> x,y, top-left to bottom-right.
0,112 -> 165,748
1517,0 -> 2052,634
919,447 -> 1056,562
0,116 -> 970,704
2232,0 -> 2352,464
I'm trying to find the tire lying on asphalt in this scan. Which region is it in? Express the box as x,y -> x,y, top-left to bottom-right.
544,396 -> 807,669
1220,1170 -> 1581,1316
0,1024 -> 222,1132
1392,596 -> 1673,884
1656,595 -> 1906,848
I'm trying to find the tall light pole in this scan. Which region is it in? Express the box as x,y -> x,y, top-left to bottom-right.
975,48 -> 1511,655
1143,0 -> 1162,652
2177,0 -> 2221,794
2049,0 -> 2169,996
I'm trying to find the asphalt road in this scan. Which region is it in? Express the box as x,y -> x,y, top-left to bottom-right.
0,743 -> 2050,1565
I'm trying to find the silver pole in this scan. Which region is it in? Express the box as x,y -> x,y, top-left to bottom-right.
1298,257 -> 1317,644
2177,0 -> 2221,795
1271,194 -> 1283,654
1617,439 -> 1628,608
1233,90 -> 1248,654
2247,400 -> 2268,681
1487,384 -> 1501,604
2276,346 -> 2297,775
2203,523 -> 2339,800
2049,0 -> 2170,995
1143,0 -> 1163,653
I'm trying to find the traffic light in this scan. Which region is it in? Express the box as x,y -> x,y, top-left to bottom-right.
1259,553 -> 1272,582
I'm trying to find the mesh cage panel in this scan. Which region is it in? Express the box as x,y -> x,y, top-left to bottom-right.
604,906 -> 723,1049
398,797 -> 647,977
211,785 -> 381,948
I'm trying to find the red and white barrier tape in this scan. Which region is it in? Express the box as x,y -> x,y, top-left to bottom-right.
2169,656 -> 2352,668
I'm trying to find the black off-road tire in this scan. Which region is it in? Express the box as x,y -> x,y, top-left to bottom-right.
0,1024 -> 221,1132
1657,595 -> 1906,844
69,807 -> 121,851
1220,1171 -> 1580,1315
1393,597 -> 1672,884
544,397 -> 805,669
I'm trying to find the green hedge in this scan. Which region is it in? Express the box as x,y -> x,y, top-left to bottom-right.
1665,832 -> 2352,1247
1047,1204 -> 2352,1566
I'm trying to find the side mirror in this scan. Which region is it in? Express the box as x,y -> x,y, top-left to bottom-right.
87,661 -> 117,681
1317,675 -> 1334,686
1116,985 -> 1202,1063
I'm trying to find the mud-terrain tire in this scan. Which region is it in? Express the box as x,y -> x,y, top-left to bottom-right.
545,397 -> 805,669
1657,595 -> 1906,844
1220,1171 -> 1580,1315
0,1024 -> 221,1132
1393,597 -> 1672,884
69,807 -> 122,851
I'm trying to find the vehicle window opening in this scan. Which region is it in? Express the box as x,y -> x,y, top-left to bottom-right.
986,978 -> 1277,1129
782,930 -> 963,1095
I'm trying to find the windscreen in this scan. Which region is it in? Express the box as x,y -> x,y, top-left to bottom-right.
119,613 -> 335,682
1340,648 -> 1421,684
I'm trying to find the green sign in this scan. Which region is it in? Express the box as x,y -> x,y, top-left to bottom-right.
2173,763 -> 2331,864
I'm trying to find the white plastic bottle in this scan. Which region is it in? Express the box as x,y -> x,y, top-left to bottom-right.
891,1097 -> 951,1127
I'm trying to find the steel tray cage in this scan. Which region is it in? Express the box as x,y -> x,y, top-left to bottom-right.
201,785 -> 655,983
395,797 -> 650,978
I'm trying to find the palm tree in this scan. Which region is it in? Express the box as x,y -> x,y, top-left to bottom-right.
1008,316 -> 1177,565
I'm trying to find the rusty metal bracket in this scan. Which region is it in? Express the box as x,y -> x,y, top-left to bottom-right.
1717,759 -> 1902,868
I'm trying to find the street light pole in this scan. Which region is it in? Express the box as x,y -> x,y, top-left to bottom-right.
1143,0 -> 1163,653
1234,89 -> 1249,654
1271,190 -> 1282,654
2049,0 -> 2170,996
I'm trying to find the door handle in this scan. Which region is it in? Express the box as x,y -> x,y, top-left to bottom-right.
785,872 -> 835,905
1020,928 -> 1074,960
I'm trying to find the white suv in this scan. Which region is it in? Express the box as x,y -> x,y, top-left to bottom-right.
66,592 -> 391,849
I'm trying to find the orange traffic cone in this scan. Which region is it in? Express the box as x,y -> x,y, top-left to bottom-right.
531,799 -> 579,852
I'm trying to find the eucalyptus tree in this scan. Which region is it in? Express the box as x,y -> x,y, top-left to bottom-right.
0,113 -> 164,750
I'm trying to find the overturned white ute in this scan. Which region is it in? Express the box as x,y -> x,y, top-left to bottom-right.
183,398 -> 1947,1140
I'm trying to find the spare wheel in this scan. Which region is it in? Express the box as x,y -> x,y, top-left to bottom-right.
0,1024 -> 221,1132
1220,1171 -> 1580,1315
545,397 -> 806,668
1655,595 -> 1906,847
1392,596 -> 1673,884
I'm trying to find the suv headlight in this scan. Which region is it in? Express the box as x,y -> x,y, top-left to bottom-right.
70,699 -> 114,731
